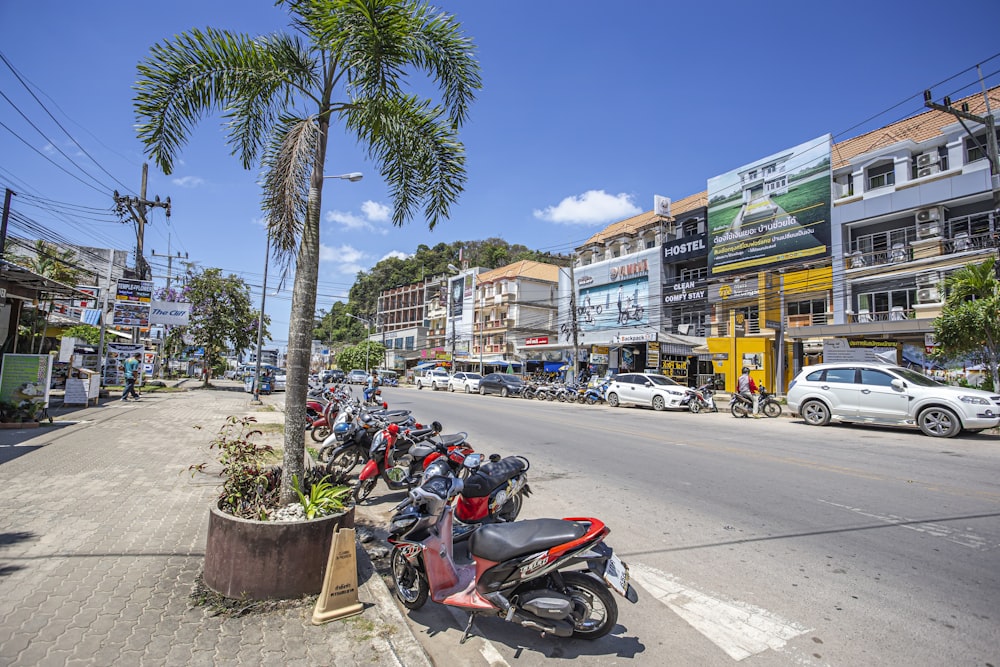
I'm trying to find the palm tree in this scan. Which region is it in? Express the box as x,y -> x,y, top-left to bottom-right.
133,0 -> 480,503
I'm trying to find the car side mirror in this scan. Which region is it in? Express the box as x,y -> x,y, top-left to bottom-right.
890,378 -> 905,390
645,381 -> 653,387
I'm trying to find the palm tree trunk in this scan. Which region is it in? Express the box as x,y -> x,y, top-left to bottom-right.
279,120 -> 330,506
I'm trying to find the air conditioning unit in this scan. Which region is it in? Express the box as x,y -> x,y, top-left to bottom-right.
916,152 -> 940,167
916,207 -> 941,223
917,164 -> 941,178
917,287 -> 940,303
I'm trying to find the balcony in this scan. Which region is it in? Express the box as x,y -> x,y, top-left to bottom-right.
845,244 -> 912,270
847,307 -> 915,323
785,312 -> 831,328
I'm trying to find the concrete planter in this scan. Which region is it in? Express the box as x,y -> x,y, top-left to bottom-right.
203,504 -> 355,600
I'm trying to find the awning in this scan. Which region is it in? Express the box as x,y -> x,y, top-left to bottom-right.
413,361 -> 437,370
543,361 -> 564,372
482,360 -> 521,367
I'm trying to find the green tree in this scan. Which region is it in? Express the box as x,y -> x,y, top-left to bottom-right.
63,325 -> 101,345
933,258 -> 1000,390
172,268 -> 265,387
336,341 -> 386,372
5,239 -> 82,286
134,0 -> 480,504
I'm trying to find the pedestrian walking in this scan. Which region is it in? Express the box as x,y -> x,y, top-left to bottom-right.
122,352 -> 142,401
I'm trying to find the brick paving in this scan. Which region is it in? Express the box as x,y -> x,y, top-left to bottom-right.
0,383 -> 429,666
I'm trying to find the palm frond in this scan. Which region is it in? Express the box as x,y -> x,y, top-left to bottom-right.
134,27 -> 317,174
260,116 -> 319,266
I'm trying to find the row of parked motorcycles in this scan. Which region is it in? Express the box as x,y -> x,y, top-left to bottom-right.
306,386 -> 639,643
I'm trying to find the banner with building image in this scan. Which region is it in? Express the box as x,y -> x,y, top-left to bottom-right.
707,134 -> 832,275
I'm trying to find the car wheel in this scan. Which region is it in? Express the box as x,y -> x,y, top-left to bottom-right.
918,406 -> 961,438
800,399 -> 830,426
607,392 -> 620,408
417,383 -> 423,390
500,387 -> 509,398
652,395 -> 666,411
479,386 -> 486,395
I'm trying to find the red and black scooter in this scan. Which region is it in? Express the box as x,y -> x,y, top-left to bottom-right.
388,474 -> 638,643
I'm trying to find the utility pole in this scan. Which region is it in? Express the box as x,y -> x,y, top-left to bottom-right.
114,163 -> 171,279
924,89 -> 999,179
0,188 -> 15,258
568,260 -> 579,384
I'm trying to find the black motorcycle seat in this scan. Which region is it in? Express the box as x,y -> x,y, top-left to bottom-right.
438,433 -> 466,447
469,518 -> 586,562
461,457 -> 526,498
386,413 -> 413,425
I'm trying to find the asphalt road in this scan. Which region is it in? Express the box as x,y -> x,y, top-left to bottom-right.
339,385 -> 1000,666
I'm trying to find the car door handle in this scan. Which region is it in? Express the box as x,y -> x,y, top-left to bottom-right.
861,389 -> 871,394
820,385 -> 830,390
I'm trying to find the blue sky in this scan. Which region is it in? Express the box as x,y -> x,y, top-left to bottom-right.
2,1 -> 999,350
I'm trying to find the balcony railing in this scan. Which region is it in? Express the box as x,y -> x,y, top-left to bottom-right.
944,230 -> 999,254
845,245 -> 912,270
847,308 -> 915,323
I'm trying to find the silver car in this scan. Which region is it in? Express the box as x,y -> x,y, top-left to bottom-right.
448,372 -> 482,393
786,362 -> 1000,438
605,373 -> 690,411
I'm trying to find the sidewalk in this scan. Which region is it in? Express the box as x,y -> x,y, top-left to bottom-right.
0,383 -> 430,666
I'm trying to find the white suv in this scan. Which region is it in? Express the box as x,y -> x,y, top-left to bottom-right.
786,362 -> 1000,438
415,368 -> 450,391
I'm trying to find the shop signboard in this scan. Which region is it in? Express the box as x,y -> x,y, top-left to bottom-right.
707,134 -> 832,275
112,279 -> 153,327
646,342 -> 660,369
663,279 -> 707,304
525,337 -> 548,345
662,232 -> 708,262
149,301 -> 191,326
0,354 -> 53,409
822,338 -> 898,364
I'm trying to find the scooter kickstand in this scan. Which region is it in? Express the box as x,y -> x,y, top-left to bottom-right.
460,613 -> 476,644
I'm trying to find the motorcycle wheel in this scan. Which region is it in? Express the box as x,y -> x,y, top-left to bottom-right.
731,402 -> 749,418
497,492 -> 523,522
763,401 -> 782,418
310,424 -> 332,442
689,401 -> 701,414
585,395 -> 597,405
329,446 -> 367,476
353,477 -> 378,504
560,571 -> 618,639
390,548 -> 428,610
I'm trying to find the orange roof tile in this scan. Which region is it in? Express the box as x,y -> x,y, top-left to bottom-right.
475,260 -> 560,285
831,86 -> 1000,169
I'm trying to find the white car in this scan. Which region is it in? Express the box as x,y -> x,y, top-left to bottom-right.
786,362 -> 1000,438
448,372 -> 482,393
415,368 -> 450,390
605,373 -> 691,411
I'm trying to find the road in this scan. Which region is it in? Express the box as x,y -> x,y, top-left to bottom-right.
339,385 -> 1000,666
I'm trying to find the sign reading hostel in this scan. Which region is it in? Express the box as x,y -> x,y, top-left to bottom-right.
707,135 -> 832,275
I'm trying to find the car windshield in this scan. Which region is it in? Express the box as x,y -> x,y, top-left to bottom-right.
466,373 -> 482,379
646,374 -> 680,386
889,366 -> 943,387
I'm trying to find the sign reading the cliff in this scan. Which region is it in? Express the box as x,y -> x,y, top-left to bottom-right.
707,134 -> 831,275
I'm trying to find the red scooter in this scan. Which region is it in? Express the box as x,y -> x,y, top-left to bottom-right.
388,475 -> 638,642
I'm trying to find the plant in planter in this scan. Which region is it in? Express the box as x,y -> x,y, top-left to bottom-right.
197,416 -> 356,600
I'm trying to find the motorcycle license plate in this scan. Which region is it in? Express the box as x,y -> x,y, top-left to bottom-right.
603,553 -> 629,597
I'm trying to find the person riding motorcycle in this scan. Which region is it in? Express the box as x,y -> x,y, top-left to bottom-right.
736,367 -> 760,417
364,370 -> 379,403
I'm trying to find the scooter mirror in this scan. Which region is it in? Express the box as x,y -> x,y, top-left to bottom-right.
431,420 -> 443,433
463,452 -> 483,469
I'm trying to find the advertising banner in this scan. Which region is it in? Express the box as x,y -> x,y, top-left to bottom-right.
449,277 -> 464,316
112,279 -> 153,327
149,301 -> 191,326
707,135 -> 831,275
106,343 -> 145,385
578,277 -> 649,331
0,354 -> 53,409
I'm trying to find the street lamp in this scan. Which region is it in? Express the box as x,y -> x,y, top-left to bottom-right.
324,172 -> 364,182
447,264 -> 460,371
345,312 -> 373,373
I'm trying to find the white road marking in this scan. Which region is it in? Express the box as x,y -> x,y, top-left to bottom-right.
817,499 -> 993,550
630,562 -> 810,661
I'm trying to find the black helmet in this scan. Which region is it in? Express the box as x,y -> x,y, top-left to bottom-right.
741,367 -> 750,374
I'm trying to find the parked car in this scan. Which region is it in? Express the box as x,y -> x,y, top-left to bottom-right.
605,373 -> 690,411
786,362 -> 1000,438
346,369 -> 369,385
478,373 -> 524,397
323,369 -> 345,384
448,372 -> 482,393
415,368 -> 450,390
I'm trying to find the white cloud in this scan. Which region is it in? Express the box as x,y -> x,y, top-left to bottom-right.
381,250 -> 410,262
172,175 -> 205,188
361,200 -> 391,222
325,206 -> 389,235
533,190 -> 642,225
320,243 -> 368,275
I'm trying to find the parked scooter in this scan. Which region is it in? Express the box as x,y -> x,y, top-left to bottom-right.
729,385 -> 782,418
681,381 -> 718,413
388,474 -> 638,642
583,380 -> 610,405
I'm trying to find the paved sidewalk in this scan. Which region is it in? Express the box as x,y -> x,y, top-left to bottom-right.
0,384 -> 430,666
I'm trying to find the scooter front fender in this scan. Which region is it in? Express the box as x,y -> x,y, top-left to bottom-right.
358,459 -> 379,481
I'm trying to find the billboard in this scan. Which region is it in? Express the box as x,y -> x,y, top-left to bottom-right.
578,277 -> 649,332
449,276 -> 464,316
112,279 -> 153,327
149,301 -> 191,326
707,134 -> 831,275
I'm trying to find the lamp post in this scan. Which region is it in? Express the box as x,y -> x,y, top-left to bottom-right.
346,312 -> 373,373
447,264 -> 460,371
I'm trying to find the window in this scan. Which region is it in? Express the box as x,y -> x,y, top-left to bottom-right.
679,266 -> 708,282
787,299 -> 827,316
825,368 -> 857,384
806,370 -> 824,382
966,130 -> 999,164
867,162 -> 895,190
404,336 -> 414,350
860,369 -> 895,387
